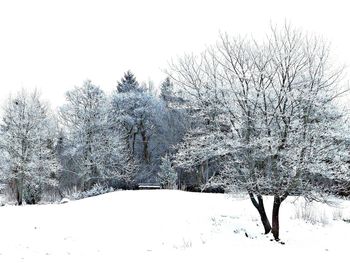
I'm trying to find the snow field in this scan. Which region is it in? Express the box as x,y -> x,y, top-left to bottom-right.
0,190 -> 349,262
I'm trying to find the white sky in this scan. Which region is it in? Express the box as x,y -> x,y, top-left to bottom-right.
0,0 -> 349,108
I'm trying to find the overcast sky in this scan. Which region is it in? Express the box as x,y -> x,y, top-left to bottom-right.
0,0 -> 349,108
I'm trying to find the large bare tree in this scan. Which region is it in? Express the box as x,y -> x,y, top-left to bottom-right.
169,24 -> 349,240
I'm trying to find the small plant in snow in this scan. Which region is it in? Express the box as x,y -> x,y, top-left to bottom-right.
158,154 -> 177,189
181,238 -> 192,249
332,208 -> 343,221
293,202 -> 329,226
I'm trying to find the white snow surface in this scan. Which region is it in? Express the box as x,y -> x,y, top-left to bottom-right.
0,190 -> 349,262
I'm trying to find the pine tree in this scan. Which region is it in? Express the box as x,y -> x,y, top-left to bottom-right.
117,70 -> 140,93
160,77 -> 173,103
160,77 -> 186,108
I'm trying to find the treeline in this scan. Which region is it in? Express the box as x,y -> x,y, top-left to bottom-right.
0,72 -> 188,205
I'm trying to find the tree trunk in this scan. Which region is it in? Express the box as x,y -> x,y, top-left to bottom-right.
16,178 -> 23,206
272,195 -> 282,240
249,193 -> 271,234
140,130 -> 149,163
202,160 -> 209,184
257,195 -> 271,234
132,132 -> 136,156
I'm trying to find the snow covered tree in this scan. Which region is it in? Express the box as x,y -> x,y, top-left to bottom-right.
169,24 -> 349,240
160,77 -> 175,106
59,80 -> 134,191
159,77 -> 189,158
158,154 -> 177,189
0,90 -> 59,205
111,76 -> 171,181
111,74 -> 188,184
117,70 -> 140,93
250,25 -> 349,240
110,89 -> 161,163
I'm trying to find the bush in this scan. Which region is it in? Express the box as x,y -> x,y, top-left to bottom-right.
202,184 -> 225,193
23,184 -> 42,205
71,183 -> 114,200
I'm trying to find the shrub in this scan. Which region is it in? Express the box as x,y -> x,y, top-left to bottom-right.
71,183 -> 114,200
158,154 -> 177,189
23,184 -> 42,205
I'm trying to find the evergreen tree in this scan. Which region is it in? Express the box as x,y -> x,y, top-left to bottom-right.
160,77 -> 186,108
117,70 -> 140,93
160,77 -> 173,103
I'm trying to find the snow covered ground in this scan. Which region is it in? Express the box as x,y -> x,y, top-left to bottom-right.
0,190 -> 349,262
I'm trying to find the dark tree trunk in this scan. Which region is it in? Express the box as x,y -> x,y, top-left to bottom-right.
272,195 -> 282,240
257,195 -> 271,234
15,178 -> 23,206
249,193 -> 271,234
201,160 -> 209,184
132,132 -> 136,156
140,130 -> 149,163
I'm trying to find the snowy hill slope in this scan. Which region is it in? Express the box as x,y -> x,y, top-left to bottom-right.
0,190 -> 349,262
